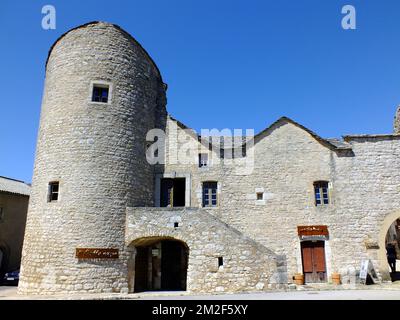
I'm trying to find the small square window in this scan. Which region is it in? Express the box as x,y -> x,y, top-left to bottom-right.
48,182 -> 59,202
256,192 -> 263,200
92,85 -> 109,103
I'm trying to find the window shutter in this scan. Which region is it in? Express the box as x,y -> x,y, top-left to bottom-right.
313,245 -> 326,272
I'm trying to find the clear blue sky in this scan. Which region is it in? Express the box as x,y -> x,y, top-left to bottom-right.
1,0 -> 400,183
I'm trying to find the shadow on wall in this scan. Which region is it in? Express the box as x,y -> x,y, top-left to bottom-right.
273,254 -> 288,285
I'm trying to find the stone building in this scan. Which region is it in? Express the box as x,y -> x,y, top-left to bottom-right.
0,176 -> 30,277
18,21 -> 400,295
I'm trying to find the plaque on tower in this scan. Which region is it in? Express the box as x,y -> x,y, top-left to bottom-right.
75,248 -> 119,259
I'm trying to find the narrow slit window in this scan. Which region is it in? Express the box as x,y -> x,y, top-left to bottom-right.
314,181 -> 329,206
48,182 -> 59,202
0,207 -> 4,222
218,257 -> 223,267
242,143 -> 247,157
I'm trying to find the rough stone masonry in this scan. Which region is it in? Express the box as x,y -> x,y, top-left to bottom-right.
18,21 -> 400,295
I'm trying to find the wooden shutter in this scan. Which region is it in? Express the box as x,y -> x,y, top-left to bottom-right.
301,246 -> 314,273
313,244 -> 326,272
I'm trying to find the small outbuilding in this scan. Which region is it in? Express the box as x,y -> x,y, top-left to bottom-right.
0,176 -> 30,279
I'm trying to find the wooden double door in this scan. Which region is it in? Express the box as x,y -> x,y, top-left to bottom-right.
301,241 -> 327,283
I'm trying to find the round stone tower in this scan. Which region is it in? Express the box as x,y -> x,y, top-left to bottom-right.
18,22 -> 166,294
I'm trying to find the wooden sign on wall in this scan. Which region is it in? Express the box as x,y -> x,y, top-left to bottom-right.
76,248 -> 119,259
297,225 -> 329,237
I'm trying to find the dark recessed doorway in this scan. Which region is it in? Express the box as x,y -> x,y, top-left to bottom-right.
134,239 -> 188,292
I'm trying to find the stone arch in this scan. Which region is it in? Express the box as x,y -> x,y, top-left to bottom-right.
127,236 -> 189,293
378,210 -> 400,280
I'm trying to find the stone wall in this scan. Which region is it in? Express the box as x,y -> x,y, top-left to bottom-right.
18,22 -> 166,295
19,20 -> 400,295
336,135 -> 400,280
126,207 -> 284,293
160,116 -> 400,283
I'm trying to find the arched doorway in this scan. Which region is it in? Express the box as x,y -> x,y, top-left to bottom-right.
382,218 -> 400,281
131,237 -> 188,293
378,211 -> 400,281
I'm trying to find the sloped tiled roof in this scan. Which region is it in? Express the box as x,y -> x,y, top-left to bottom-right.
169,114 -> 353,152
326,138 -> 353,150
0,176 -> 31,196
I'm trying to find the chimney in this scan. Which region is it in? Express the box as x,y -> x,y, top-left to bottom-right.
394,106 -> 400,134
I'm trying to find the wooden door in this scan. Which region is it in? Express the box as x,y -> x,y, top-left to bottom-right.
301,241 -> 326,283
161,241 -> 184,290
134,247 -> 149,292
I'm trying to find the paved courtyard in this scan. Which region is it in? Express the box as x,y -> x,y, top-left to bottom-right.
1,285 -> 400,300
140,289 -> 400,300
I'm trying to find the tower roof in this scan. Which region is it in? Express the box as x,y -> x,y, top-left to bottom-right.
45,21 -> 163,82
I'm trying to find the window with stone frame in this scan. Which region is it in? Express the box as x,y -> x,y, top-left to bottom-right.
202,181 -> 218,207
198,153 -> 209,167
91,84 -> 109,103
314,181 -> 329,206
48,182 -> 59,202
